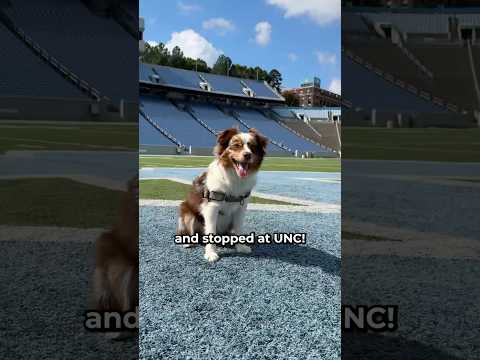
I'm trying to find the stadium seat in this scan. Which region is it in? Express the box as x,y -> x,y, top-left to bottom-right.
0,22 -> 86,98
139,115 -> 174,146
233,108 -> 330,154
5,0 -> 137,104
189,103 -> 243,133
141,96 -> 216,148
342,56 -> 445,113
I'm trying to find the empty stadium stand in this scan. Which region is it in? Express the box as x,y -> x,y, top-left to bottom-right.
342,55 -> 446,113
139,62 -> 337,156
4,0 -> 137,105
139,114 -> 174,147
0,21 -> 85,99
140,96 -> 216,149
140,63 -> 284,102
190,103 -> 243,133
232,108 -> 326,153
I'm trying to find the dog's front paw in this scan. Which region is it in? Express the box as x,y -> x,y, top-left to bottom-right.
204,250 -> 220,262
235,244 -> 252,254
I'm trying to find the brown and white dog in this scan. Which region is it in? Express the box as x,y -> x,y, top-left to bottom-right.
91,176 -> 139,338
177,128 -> 268,262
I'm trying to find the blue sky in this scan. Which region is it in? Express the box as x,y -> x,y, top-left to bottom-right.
140,0 -> 341,93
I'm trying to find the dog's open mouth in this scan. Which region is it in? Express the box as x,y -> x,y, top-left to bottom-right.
232,159 -> 249,178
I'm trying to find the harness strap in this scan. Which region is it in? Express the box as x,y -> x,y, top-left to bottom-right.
203,189 -> 251,205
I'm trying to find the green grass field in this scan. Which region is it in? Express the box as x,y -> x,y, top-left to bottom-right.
140,156 -> 341,172
140,179 -> 297,205
343,127 -> 480,162
0,122 -> 137,153
0,178 -> 123,227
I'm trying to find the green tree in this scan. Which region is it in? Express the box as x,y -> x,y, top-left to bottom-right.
140,42 -> 169,65
268,69 -> 282,92
212,55 -> 233,76
169,46 -> 185,68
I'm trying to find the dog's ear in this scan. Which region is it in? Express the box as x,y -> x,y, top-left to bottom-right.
214,128 -> 239,156
249,128 -> 268,154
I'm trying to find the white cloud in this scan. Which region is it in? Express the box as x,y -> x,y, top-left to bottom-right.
165,29 -> 222,67
255,21 -> 272,46
267,0 -> 340,26
328,78 -> 341,94
146,40 -> 159,46
288,52 -> 298,62
202,17 -> 235,35
315,51 -> 336,65
177,1 -> 201,13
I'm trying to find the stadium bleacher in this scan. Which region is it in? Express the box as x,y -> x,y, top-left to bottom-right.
139,62 -> 336,156
0,21 -> 85,98
140,96 -> 216,149
140,63 -> 283,102
139,115 -> 174,146
232,107 -> 325,153
190,103 -> 243,133
343,55 -> 446,113
4,0 -> 137,104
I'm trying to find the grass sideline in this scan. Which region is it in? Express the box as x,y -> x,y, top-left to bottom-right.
140,156 -> 340,172
0,178 -> 123,227
140,179 -> 298,205
343,127 -> 480,162
0,122 -> 137,153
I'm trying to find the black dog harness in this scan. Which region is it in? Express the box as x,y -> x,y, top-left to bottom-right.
203,188 -> 251,206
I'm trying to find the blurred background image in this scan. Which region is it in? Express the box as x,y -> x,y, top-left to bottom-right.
342,0 -> 480,358
0,0 -> 138,358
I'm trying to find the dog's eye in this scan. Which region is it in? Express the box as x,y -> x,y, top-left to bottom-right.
230,143 -> 241,149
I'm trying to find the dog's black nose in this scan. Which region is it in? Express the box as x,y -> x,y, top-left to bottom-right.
243,152 -> 251,160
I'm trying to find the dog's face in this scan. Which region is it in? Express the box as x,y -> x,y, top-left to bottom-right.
215,128 -> 268,178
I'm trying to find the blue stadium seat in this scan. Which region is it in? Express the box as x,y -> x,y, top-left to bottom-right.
242,79 -> 281,99
190,103 -> 243,132
0,22 -> 85,98
139,63 -> 283,101
5,0 -> 137,103
343,56 -> 445,112
141,96 -> 216,148
233,108 -> 329,153
139,115 -> 173,146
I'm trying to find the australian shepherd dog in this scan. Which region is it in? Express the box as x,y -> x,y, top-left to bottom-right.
177,128 -> 268,262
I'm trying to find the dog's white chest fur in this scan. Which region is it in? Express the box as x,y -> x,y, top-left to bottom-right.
201,160 -> 256,234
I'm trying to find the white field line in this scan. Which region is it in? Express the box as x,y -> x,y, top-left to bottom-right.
350,173 -> 480,188
140,199 -> 339,214
293,177 -> 340,183
140,176 -> 339,208
0,174 -> 127,191
0,225 -> 103,242
343,219 -> 480,259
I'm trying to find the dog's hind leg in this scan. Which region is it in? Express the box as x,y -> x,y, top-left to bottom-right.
177,212 -> 199,248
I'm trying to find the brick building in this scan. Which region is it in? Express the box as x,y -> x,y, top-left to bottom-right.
288,77 -> 342,107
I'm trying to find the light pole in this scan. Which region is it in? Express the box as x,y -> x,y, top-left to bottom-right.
227,61 -> 233,77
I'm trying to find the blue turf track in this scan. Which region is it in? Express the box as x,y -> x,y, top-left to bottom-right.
140,169 -> 341,360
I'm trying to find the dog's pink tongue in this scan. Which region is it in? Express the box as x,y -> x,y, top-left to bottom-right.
238,164 -> 248,178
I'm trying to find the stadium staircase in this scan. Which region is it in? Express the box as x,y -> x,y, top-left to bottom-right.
223,107 -> 294,154
174,101 -> 219,136
466,40 -> 480,110
342,47 -> 459,112
0,9 -> 107,103
261,109 -> 329,151
139,108 -> 186,149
